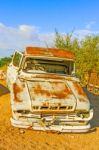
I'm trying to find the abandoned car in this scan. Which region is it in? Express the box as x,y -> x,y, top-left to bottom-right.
7,47 -> 93,132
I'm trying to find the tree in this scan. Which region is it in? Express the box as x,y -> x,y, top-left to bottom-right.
55,31 -> 99,81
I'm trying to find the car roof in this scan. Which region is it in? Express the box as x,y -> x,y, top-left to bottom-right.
24,47 -> 75,60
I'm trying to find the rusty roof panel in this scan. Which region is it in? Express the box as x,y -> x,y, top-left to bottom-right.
25,47 -> 75,60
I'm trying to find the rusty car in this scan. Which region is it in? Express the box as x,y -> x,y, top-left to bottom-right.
7,47 -> 93,132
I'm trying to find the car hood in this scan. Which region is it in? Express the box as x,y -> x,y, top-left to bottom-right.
19,72 -> 90,111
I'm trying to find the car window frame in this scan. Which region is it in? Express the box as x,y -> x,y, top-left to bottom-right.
12,51 -> 23,69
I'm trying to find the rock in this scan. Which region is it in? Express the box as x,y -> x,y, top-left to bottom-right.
19,129 -> 25,134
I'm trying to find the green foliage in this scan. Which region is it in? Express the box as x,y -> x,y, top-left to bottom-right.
0,56 -> 12,67
55,31 -> 99,80
55,31 -> 74,50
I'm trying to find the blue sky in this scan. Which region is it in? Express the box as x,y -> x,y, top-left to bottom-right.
0,0 -> 99,57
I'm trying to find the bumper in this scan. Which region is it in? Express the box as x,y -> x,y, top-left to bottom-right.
10,108 -> 93,133
11,117 -> 91,133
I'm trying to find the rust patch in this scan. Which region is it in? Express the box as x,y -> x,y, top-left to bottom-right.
25,47 -> 75,60
33,84 -> 51,97
43,102 -> 49,106
73,81 -> 87,98
13,83 -> 23,102
31,82 -> 72,99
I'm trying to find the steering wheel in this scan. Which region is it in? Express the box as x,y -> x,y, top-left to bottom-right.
35,65 -> 45,71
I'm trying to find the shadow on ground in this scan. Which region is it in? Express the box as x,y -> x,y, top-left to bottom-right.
84,88 -> 99,128
0,84 -> 9,96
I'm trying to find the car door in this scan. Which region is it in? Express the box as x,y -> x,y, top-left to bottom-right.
7,51 -> 23,90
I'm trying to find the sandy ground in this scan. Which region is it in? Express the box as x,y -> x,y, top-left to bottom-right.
0,80 -> 99,150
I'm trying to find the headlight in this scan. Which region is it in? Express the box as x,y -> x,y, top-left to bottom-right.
77,112 -> 90,118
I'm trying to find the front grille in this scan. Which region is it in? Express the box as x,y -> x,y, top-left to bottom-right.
32,105 -> 73,110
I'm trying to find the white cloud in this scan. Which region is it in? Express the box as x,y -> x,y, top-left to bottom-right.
73,21 -> 99,39
0,23 -> 99,57
74,29 -> 99,40
39,33 -> 55,46
85,21 -> 96,29
0,23 -> 55,57
19,25 -> 38,33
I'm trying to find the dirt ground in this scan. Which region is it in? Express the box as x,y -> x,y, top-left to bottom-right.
0,80 -> 99,150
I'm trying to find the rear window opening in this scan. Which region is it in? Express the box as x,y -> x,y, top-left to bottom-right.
23,57 -> 74,75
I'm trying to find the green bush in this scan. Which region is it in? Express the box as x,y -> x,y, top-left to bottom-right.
0,56 -> 12,67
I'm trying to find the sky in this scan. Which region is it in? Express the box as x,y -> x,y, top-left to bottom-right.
0,0 -> 99,57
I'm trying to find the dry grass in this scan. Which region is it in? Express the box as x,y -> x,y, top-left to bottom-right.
0,65 -> 8,71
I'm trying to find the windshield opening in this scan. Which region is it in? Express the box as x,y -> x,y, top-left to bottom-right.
23,57 -> 74,75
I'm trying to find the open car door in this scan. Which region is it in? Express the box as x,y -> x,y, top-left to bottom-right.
7,51 -> 23,90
